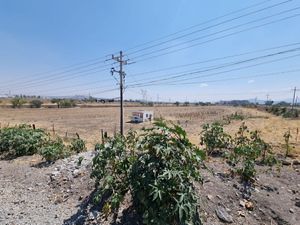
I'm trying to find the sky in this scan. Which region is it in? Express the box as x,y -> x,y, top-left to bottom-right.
0,0 -> 300,102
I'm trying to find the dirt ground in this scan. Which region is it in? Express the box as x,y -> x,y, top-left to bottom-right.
0,151 -> 299,225
0,106 -> 299,156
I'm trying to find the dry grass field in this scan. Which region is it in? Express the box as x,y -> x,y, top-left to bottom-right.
0,105 -> 299,157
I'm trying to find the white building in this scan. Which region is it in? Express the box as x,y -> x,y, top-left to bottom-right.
131,110 -> 154,123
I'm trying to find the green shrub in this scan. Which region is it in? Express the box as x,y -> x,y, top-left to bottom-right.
283,109 -> 299,118
59,99 -> 76,108
266,106 -> 299,118
229,123 -> 273,181
39,137 -> 70,162
91,121 -> 205,225
11,97 -> 26,108
0,125 -> 47,157
200,121 -> 275,182
200,122 -> 231,155
283,130 -> 292,157
30,99 -> 43,108
228,112 -> 245,121
69,137 -> 86,153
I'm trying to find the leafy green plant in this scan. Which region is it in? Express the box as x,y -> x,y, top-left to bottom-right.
0,124 -> 47,157
91,134 -> 134,211
283,130 -> 292,157
0,123 -> 87,161
91,121 -> 205,225
77,156 -> 84,166
131,121 -> 204,225
39,136 -> 70,162
266,106 -> 299,118
11,97 -> 26,108
228,112 -> 245,121
230,123 -> 274,181
59,99 -> 76,108
30,99 -> 43,108
200,122 -> 231,155
69,137 -> 86,153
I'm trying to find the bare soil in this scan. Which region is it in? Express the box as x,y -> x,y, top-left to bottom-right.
0,152 -> 299,225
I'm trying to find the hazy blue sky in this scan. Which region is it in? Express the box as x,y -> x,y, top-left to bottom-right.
0,0 -> 300,102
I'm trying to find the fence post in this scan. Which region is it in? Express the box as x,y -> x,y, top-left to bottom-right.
101,129 -> 104,144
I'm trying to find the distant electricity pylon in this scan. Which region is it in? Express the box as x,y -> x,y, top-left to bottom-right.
291,87 -> 300,110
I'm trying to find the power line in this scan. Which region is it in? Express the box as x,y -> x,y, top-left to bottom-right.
124,0 -> 279,53
13,42 -> 300,94
142,69 -> 300,86
127,0 -> 291,56
21,47 -> 300,97
0,62 -> 117,90
129,53 -> 300,88
127,48 -> 300,87
128,42 -> 300,78
1,0 -> 277,89
131,7 -> 300,62
0,56 -> 113,88
2,1 -> 296,92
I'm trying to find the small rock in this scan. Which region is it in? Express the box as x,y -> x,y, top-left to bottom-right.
237,210 -> 245,217
282,159 -> 292,166
207,194 -> 213,200
239,200 -> 246,208
73,169 -> 80,178
293,160 -> 300,165
51,171 -> 60,176
245,201 -> 254,211
289,208 -> 294,213
215,206 -> 233,223
295,201 -> 300,208
88,210 -> 98,220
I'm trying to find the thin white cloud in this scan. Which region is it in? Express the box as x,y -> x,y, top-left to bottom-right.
200,83 -> 208,87
247,79 -> 255,84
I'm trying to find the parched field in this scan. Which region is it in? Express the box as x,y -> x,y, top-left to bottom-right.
1,106 -> 300,225
0,105 -> 299,156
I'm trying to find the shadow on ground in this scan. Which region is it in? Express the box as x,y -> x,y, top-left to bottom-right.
63,190 -> 142,225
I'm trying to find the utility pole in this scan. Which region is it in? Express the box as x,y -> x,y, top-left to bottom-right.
291,87 -> 299,110
111,51 -> 128,136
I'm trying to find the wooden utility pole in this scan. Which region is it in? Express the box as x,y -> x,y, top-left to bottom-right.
111,51 -> 128,136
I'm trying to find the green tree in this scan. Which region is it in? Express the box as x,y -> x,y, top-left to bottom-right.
30,99 -> 43,108
11,97 -> 26,108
